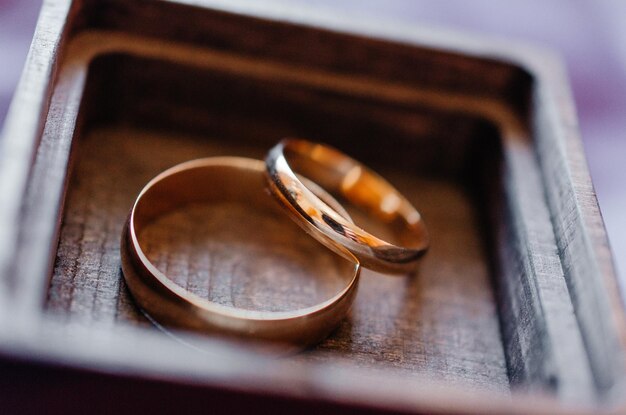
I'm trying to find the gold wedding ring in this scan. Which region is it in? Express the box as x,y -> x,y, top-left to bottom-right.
121,157 -> 360,348
266,139 -> 429,274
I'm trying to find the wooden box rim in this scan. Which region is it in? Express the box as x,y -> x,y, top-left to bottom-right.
0,0 -> 625,413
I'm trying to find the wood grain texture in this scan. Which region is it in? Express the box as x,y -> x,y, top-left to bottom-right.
69,49 -> 591,398
141,203 -> 351,312
0,0 -> 75,321
531,65 -> 626,399
46,126 -> 508,392
10,12 -> 588,407
1,0 -> 624,413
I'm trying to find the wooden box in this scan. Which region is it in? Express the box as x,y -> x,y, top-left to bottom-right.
1,0 -> 625,413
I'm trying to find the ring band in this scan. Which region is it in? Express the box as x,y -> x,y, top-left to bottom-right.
120,157 -> 360,348
265,139 -> 429,274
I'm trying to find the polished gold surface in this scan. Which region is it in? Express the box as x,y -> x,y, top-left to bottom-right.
120,157 -> 360,348
266,139 -> 429,274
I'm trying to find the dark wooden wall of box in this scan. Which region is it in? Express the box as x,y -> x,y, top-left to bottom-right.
0,0 -> 625,414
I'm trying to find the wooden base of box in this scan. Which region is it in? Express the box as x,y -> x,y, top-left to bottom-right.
0,1 -> 624,413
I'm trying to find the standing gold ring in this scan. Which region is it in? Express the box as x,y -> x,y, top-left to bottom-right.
120,157 -> 360,348
265,139 -> 429,274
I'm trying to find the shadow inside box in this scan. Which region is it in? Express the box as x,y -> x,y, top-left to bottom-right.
45,51 -> 513,393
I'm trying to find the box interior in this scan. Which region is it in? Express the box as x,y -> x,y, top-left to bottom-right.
46,49 -> 513,394
22,0 -> 609,406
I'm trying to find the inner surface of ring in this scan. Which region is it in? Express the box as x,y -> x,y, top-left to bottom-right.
133,160 -> 355,312
283,142 -> 428,250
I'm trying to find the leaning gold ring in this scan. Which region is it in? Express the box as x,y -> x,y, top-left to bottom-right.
265,139 -> 429,274
120,157 -> 360,348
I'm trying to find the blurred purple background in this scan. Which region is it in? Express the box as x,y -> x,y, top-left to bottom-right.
1,0 -> 625,297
